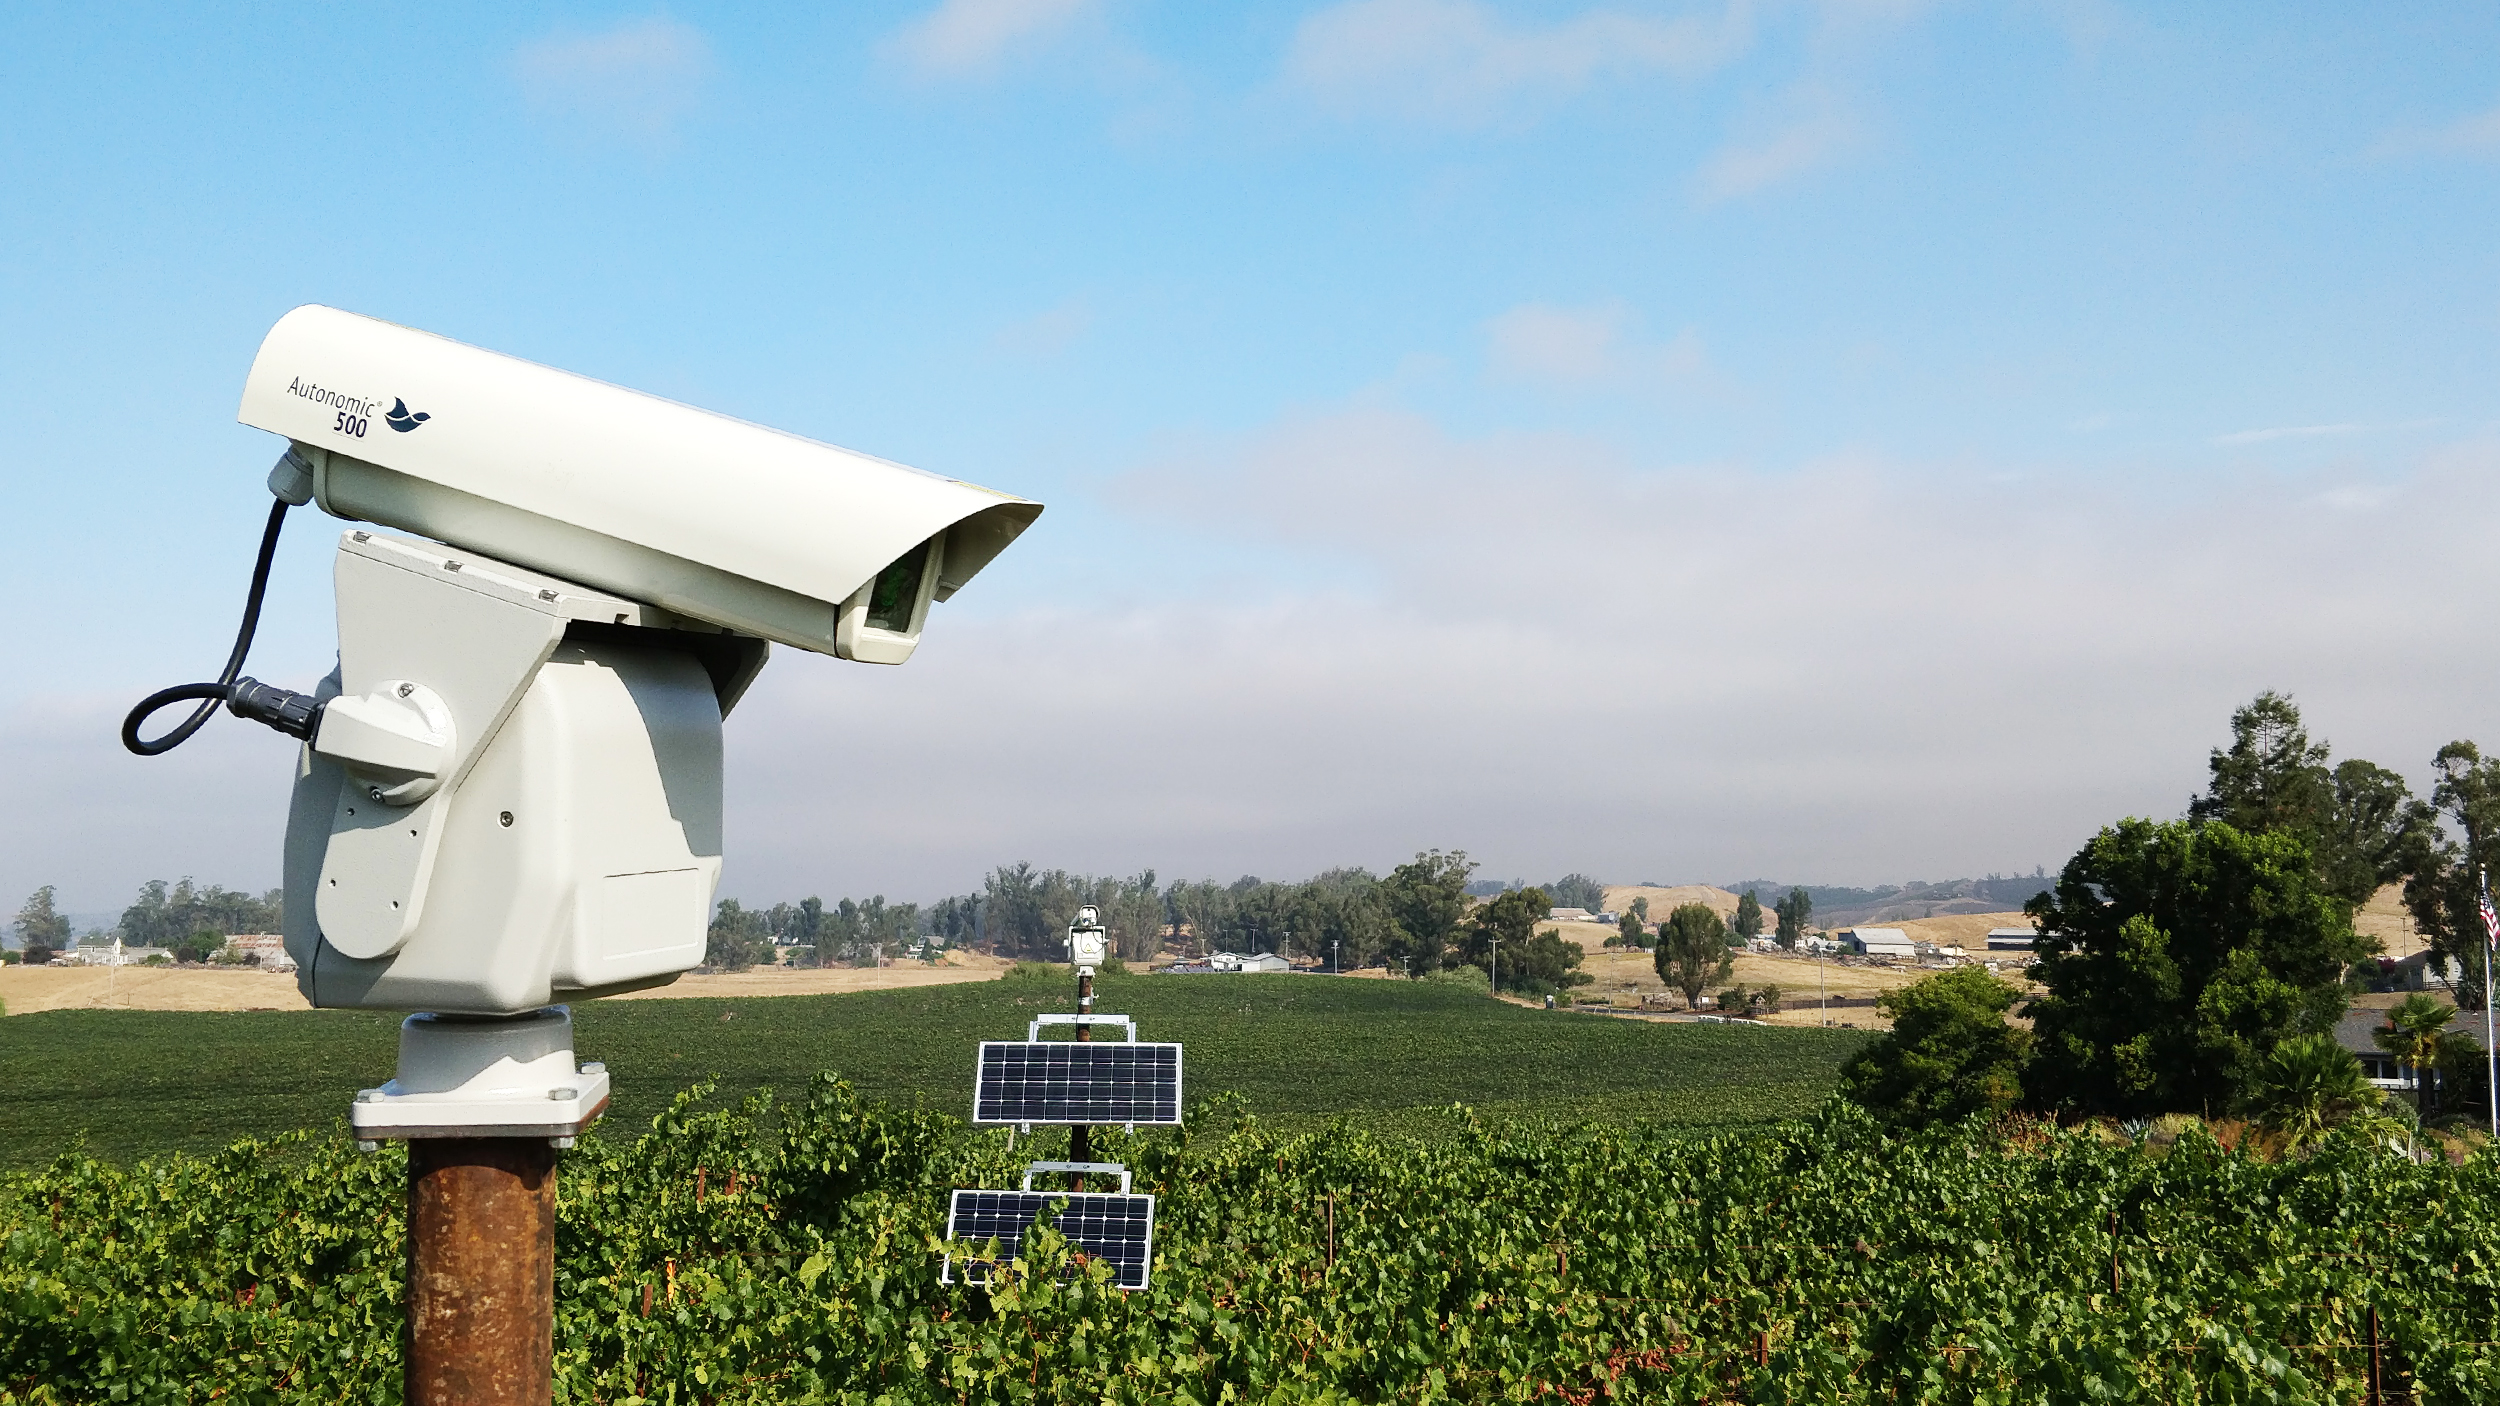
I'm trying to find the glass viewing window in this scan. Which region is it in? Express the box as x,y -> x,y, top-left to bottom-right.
865,540 -> 930,633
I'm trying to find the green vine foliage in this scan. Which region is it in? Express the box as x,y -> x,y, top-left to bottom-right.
5,1079 -> 2497,1403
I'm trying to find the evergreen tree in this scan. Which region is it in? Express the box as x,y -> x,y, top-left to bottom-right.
2403,740 -> 2500,1011
1453,888 -> 1587,994
2191,691 -> 2434,912
1380,849 -> 1474,976
1654,903 -> 1733,1008
2023,818 -> 2368,1118
1773,887 -> 1813,949
1543,873 -> 1606,911
1731,890 -> 1765,941
11,887 -> 70,954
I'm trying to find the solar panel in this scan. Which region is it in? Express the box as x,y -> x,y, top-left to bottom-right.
942,1189 -> 1157,1290
973,1041 -> 1183,1126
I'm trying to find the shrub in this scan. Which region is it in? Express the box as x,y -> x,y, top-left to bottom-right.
2236,1033 -> 2380,1152
1837,966 -> 2032,1128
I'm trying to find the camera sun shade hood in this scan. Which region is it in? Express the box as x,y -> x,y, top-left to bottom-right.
237,305 -> 1042,663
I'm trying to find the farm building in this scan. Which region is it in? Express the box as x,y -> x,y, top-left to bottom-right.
1840,928 -> 1917,959
60,943 -> 172,966
1164,951 -> 1294,974
224,933 -> 296,972
1985,928 -> 2037,951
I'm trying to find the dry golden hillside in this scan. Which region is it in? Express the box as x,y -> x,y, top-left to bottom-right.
2355,884 -> 2429,959
1601,884 -> 1744,920
1879,913 -> 2034,948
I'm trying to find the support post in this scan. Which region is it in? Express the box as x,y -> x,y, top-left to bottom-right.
407,1138 -> 556,1406
2368,1305 -> 2382,1406
1070,970 -> 1093,1185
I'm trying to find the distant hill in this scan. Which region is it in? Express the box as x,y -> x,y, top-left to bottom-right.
1602,885 -> 1745,922
1716,876 -> 2053,928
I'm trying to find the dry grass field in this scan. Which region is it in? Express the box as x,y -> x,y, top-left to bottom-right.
0,965 -> 314,1016
1550,898 -> 2047,1035
0,951 -> 1011,1016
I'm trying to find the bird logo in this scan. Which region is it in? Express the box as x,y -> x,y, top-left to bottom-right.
384,398 -> 432,433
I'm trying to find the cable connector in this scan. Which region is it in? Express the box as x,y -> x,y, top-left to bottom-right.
226,677 -> 322,740
267,447 -> 316,506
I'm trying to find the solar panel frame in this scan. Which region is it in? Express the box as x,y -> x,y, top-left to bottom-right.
941,1188 -> 1158,1291
972,1040 -> 1184,1127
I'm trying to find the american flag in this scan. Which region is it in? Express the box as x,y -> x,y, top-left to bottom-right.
2480,876 -> 2500,955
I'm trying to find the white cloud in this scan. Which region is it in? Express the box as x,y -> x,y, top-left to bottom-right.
513,17 -> 715,145
886,0 -> 1099,79
1484,301 -> 1707,387
1693,103 -> 1860,201
21,410 -> 2500,912
2212,423 -> 2364,446
1285,0 -> 1755,125
2374,100 -> 2500,159
990,297 -> 1094,359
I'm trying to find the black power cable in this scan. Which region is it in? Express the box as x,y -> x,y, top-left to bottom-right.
120,496 -> 313,754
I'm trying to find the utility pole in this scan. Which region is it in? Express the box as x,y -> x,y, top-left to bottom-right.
1332,938 -> 1340,975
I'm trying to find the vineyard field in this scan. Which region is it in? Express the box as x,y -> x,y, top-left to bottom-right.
3,1082 -> 2493,1403
0,970 -> 1866,1165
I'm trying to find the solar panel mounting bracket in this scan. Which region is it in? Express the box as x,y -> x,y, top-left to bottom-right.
1020,1160 -> 1133,1194
1027,1013 -> 1137,1041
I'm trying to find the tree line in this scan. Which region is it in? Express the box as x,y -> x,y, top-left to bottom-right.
6,879 -> 282,966
701,853 -> 1604,995
1840,691 -> 2497,1139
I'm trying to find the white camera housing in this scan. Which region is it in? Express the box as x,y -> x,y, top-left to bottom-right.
283,530 -> 754,1012
1068,905 -> 1109,975
239,305 -> 1040,665
243,307 -> 1043,1016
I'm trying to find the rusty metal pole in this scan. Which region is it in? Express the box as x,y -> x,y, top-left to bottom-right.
407,1137 -> 557,1406
2368,1306 -> 2382,1406
1070,970 -> 1093,1185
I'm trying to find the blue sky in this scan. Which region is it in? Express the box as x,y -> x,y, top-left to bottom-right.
6,2 -> 2500,917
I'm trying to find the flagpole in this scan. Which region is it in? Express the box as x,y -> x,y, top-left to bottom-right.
2470,860 -> 2490,1130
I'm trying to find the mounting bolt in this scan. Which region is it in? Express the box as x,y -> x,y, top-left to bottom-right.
397,682 -> 414,698
579,1061 -> 607,1075
550,1087 -> 578,1101
357,1139 -> 380,1153
550,1136 -> 577,1149
356,1089 -> 383,1103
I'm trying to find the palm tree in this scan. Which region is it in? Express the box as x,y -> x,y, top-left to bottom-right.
2238,1034 -> 2381,1153
2373,992 -> 2457,1115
